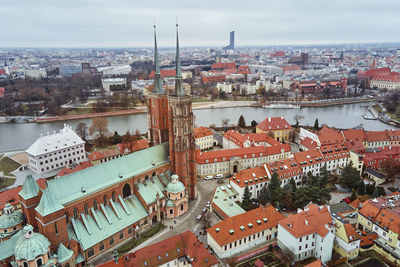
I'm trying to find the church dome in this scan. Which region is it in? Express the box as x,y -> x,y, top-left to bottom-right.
166,174 -> 185,194
14,225 -> 51,261
0,204 -> 25,229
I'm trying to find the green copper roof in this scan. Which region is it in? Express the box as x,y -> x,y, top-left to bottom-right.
165,200 -> 174,207
0,207 -> 25,229
175,24 -> 184,96
69,195 -> 147,250
153,25 -> 163,94
137,175 -> 166,205
19,175 -> 40,200
0,228 -> 23,260
166,180 -> 185,194
212,186 -> 245,218
14,225 -> 51,261
47,143 -> 169,205
35,187 -> 64,217
57,243 -> 73,263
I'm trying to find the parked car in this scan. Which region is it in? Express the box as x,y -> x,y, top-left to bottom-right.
206,201 -> 211,208
202,208 -> 207,213
341,197 -> 351,204
196,215 -> 202,221
205,175 -> 213,180
214,174 -> 224,179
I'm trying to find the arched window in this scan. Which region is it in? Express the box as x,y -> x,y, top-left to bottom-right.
145,175 -> 149,180
65,263 -> 70,267
84,204 -> 88,215
180,192 -> 183,198
23,262 -> 28,267
170,209 -> 173,214
87,248 -> 94,258
36,258 -> 43,266
103,195 -> 108,206
112,192 -> 116,202
99,242 -> 105,251
119,231 -> 124,240
73,208 -> 78,220
94,199 -> 98,211
180,204 -> 184,211
109,236 -> 114,245
152,172 -> 156,177
122,183 -> 131,198
65,212 -> 69,223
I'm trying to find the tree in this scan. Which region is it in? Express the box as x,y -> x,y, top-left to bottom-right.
339,162 -> 361,189
221,118 -> 230,131
238,115 -> 246,128
75,122 -> 88,142
382,159 -> 400,182
293,114 -> 304,127
357,181 -> 366,195
313,118 -> 319,130
242,186 -> 252,211
319,165 -> 329,188
111,131 -> 122,144
372,187 -> 379,198
267,172 -> 284,205
89,117 -> 110,147
259,185 -> 269,205
350,190 -> 357,201
251,120 -> 258,127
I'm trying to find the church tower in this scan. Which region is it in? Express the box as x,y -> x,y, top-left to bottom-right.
168,24 -> 197,199
147,25 -> 169,147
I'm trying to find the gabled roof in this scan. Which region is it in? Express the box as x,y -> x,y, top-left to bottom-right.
127,230 -> 218,267
342,129 -> 366,142
207,205 -> 284,246
194,127 -> 213,139
35,187 -> 64,216
365,131 -> 389,143
57,243 -> 74,263
19,175 -> 40,200
257,117 -> 292,131
293,149 -> 323,168
279,203 -> 333,238
196,146 -> 267,164
300,137 -> 318,150
46,143 -> 169,205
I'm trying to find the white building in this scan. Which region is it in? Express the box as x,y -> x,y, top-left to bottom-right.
26,124 -> 86,175
277,203 -> 335,264
101,78 -> 127,93
216,83 -> 233,94
193,127 -> 215,151
207,205 -> 284,259
24,69 -> 47,78
239,83 -> 257,95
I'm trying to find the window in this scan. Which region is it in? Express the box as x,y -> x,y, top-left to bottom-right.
84,204 -> 89,215
103,195 -> 108,206
170,209 -> 173,214
112,192 -> 116,202
55,222 -> 58,235
128,227 -> 133,235
109,236 -> 114,245
94,199 -> 98,210
119,231 -> 124,240
99,242 -> 105,251
299,246 -> 301,250
87,248 -> 94,258
73,208 -> 78,219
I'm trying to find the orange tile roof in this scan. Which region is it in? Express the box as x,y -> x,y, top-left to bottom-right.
320,144 -> 350,162
349,199 -> 362,209
211,62 -> 236,70
304,259 -> 322,267
257,117 -> 292,132
318,131 -> 345,146
117,138 -> 149,154
126,230 -> 218,267
224,130 -> 280,147
88,148 -> 120,161
194,127 -> 214,139
344,223 -> 360,241
56,161 -> 93,176
207,205 -> 285,246
318,126 -> 339,135
279,203 -> 333,238
300,137 -> 318,150
196,146 -> 266,164
149,69 -> 176,79
293,149 -> 323,168
342,129 -> 367,142
365,131 -> 389,143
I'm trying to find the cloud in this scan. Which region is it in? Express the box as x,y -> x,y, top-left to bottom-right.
1,0 -> 400,47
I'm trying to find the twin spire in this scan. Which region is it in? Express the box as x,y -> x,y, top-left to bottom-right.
153,24 -> 184,96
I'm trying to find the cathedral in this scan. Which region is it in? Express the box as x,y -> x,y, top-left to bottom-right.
0,25 -> 196,266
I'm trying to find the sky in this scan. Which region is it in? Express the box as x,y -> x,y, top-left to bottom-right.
2,0 -> 400,48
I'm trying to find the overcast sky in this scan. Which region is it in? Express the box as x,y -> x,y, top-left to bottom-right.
2,0 -> 400,48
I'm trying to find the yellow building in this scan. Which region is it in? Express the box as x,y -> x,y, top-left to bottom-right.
332,216 -> 360,259
256,117 -> 293,142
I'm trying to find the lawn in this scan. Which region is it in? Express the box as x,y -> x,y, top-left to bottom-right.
117,223 -> 166,256
0,177 -> 17,190
0,156 -> 21,177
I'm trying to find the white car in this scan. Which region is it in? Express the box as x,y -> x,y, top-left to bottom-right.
214,174 -> 224,179
206,201 -> 211,208
205,175 -> 213,180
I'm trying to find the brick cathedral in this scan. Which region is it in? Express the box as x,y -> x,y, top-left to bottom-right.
147,24 -> 197,199
0,25 -> 197,266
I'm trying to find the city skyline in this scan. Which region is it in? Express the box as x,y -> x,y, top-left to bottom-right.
2,0 -> 400,48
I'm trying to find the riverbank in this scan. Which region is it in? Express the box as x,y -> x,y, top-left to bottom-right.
34,108 -> 146,123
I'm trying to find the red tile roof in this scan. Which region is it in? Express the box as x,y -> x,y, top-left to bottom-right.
365,131 -> 389,143
279,203 -> 333,238
117,139 -> 149,154
56,161 -> 93,176
207,205 -> 285,246
149,69 -> 176,79
126,230 -> 218,267
319,144 -> 350,162
196,146 -> 267,164
300,137 -> 318,150
304,259 -> 322,267
194,127 -> 213,139
344,223 -> 360,241
88,148 -> 120,161
211,62 -> 236,70
224,130 -> 280,148
293,149 -> 323,168
257,117 -> 292,132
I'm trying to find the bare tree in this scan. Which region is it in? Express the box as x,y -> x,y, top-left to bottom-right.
75,122 -> 88,142
89,117 -> 110,147
293,114 -> 304,126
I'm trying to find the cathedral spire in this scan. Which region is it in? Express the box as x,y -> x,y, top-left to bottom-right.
175,23 -> 184,96
153,25 -> 163,94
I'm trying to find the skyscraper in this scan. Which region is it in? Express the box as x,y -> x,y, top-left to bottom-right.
223,31 -> 235,50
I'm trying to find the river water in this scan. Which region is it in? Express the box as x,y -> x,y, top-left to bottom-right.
0,103 -> 395,152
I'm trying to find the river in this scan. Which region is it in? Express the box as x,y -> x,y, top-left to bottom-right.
0,103 -> 395,152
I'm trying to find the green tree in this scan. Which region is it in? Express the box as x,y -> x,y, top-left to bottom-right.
268,172 -> 284,205
111,131 -> 122,144
314,118 -> 319,130
251,120 -> 258,127
319,165 -> 329,188
350,190 -> 357,201
238,115 -> 246,128
242,186 -> 252,211
339,162 -> 361,189
357,181 -> 365,195
372,187 -> 379,198
306,172 -> 320,187
259,185 -> 269,205
293,187 -> 312,208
